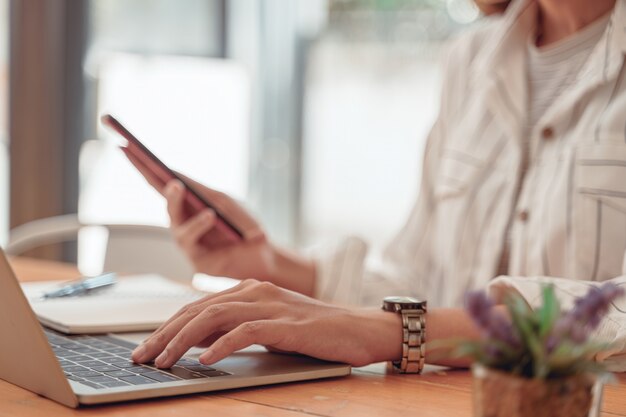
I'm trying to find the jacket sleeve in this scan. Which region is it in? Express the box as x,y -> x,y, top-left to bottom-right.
486,257 -> 626,372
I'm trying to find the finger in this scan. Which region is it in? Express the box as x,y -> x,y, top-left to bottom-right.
132,301 -> 208,364
145,279 -> 257,339
176,173 -> 263,240
154,303 -> 277,368
174,210 -> 216,249
164,180 -> 186,226
195,332 -> 226,348
132,281 -> 260,363
141,295 -> 263,366
199,320 -> 286,365
142,296 -> 262,366
121,147 -> 167,192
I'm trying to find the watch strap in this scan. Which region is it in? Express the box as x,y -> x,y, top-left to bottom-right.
394,307 -> 426,374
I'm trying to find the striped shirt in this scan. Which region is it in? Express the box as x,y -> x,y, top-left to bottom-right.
527,13 -> 611,130
497,12 -> 611,275
314,0 -> 626,371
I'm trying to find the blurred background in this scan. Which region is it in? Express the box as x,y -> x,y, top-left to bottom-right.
1,0 -> 482,269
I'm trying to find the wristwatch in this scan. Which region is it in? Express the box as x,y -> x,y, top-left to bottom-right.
382,296 -> 427,374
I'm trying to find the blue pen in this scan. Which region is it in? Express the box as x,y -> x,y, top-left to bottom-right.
41,272 -> 117,299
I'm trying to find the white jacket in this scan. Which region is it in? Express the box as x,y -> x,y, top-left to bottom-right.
315,0 -> 626,370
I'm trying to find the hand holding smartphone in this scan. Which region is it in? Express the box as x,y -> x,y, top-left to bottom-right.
101,114 -> 244,248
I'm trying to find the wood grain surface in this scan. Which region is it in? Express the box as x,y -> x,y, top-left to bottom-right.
2,257 -> 626,417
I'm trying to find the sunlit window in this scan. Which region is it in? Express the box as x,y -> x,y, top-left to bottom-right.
78,1 -> 249,272
90,0 -> 222,56
84,54 -> 250,227
79,0 -> 479,267
82,1 -> 249,229
301,0 -> 478,249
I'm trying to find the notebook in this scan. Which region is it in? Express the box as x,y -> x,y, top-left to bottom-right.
21,274 -> 205,334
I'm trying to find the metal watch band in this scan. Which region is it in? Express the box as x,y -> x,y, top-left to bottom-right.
394,308 -> 427,374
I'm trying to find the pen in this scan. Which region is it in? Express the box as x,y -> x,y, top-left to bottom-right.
41,272 -> 117,299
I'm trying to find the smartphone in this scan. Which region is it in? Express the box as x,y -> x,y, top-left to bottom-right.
101,114 -> 244,247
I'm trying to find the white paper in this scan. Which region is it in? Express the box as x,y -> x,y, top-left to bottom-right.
21,274 -> 207,334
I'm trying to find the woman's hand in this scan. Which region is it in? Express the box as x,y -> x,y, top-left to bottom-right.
131,279 -> 403,368
162,177 -> 275,281
122,148 -> 316,295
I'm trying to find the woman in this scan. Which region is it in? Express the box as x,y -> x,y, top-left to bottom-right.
130,0 -> 626,372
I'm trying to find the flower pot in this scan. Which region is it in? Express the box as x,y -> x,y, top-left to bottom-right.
472,364 -> 605,417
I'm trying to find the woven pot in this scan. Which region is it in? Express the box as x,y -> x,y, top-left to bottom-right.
472,364 -> 604,417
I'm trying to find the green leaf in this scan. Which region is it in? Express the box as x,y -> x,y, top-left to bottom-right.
538,285 -> 560,338
546,343 -> 579,371
544,339 -> 612,377
447,284 -> 618,379
505,293 -> 546,378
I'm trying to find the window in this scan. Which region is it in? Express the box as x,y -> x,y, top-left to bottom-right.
76,0 -> 479,272
300,0 -> 479,250
85,54 -> 250,227
0,0 -> 8,245
83,0 -> 326,246
82,1 -> 248,228
76,0 -> 251,272
90,0 -> 223,56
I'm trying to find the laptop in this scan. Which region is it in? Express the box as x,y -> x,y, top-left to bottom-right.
0,249 -> 351,407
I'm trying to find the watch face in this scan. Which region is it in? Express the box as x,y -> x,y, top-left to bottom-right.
382,296 -> 427,312
384,296 -> 421,304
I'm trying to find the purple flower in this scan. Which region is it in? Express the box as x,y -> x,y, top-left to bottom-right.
460,283 -> 624,377
549,283 -> 624,349
465,290 -> 520,348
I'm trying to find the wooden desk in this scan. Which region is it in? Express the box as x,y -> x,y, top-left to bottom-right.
3,257 -> 626,417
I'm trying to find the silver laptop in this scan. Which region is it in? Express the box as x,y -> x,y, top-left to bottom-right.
0,249 -> 351,407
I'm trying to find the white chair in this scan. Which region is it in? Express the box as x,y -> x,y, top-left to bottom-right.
7,138 -> 196,281
6,214 -> 194,281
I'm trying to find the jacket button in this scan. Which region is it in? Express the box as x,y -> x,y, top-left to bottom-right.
541,127 -> 555,140
518,210 -> 529,222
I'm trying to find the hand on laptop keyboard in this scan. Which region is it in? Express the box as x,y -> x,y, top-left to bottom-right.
131,279 -> 404,369
46,331 -> 230,390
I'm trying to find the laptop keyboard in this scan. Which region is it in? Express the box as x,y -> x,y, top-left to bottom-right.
45,330 -> 231,390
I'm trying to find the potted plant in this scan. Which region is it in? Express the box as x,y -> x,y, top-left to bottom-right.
452,283 -> 624,417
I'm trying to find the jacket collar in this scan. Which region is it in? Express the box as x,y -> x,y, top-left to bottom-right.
547,0 -> 626,129
470,0 -> 626,137
470,0 -> 537,138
